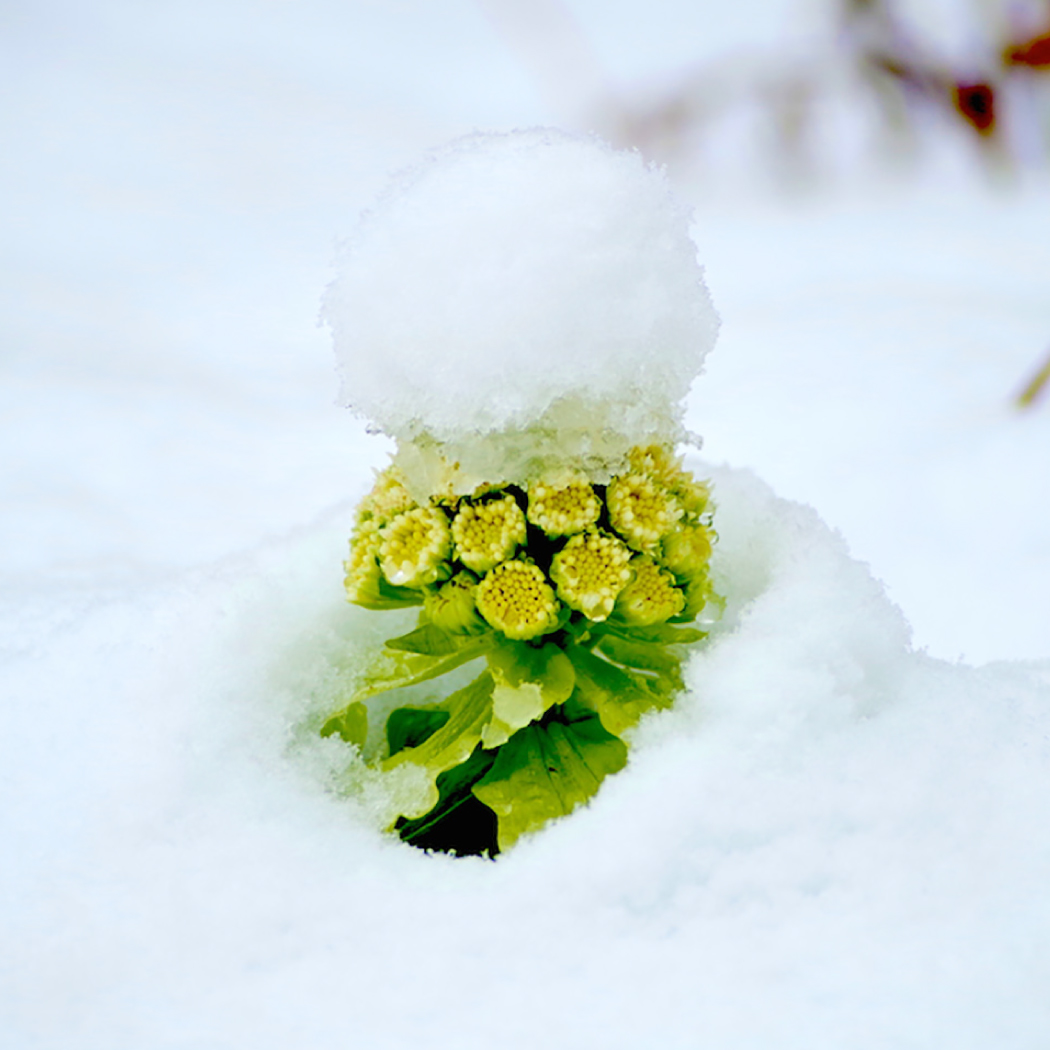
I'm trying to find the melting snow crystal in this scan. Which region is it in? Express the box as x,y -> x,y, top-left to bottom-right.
323,129 -> 719,492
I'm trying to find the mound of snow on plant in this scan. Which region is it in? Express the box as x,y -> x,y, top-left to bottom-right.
3,460 -> 1048,1049
323,129 -> 719,487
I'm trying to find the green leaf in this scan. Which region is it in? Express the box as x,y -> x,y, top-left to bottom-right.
472,700 -> 627,851
353,633 -> 495,701
669,570 -> 721,623
319,701 -> 368,749
396,746 -> 498,856
385,622 -> 489,656
386,706 -> 451,756
598,622 -> 706,647
423,572 -> 489,635
594,633 -> 685,689
383,671 -> 496,818
351,574 -> 425,611
481,640 -> 576,749
565,644 -> 675,737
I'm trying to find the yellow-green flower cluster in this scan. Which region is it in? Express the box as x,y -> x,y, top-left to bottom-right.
333,448 -> 721,860
343,445 -> 716,635
356,465 -> 415,526
606,472 -> 683,552
613,555 -> 686,626
550,530 -> 632,622
526,475 -> 601,537
475,559 -> 560,640
343,520 -> 384,605
377,506 -> 451,587
451,495 -> 527,573
627,444 -> 711,519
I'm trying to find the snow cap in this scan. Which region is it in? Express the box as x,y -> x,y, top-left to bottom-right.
324,128 -> 719,494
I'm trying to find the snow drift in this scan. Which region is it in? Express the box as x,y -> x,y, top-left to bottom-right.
3,461 -> 1048,1049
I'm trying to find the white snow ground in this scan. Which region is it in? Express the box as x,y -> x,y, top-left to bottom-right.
2,2 -> 1049,1047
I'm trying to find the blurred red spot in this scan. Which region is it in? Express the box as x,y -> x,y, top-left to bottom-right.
1004,33 -> 1050,68
953,82 -> 995,134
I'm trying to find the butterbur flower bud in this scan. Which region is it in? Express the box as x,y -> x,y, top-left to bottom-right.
614,555 -> 685,626
671,475 -> 711,520
357,466 -> 416,526
425,571 -> 487,634
379,506 -> 452,588
343,521 -> 384,604
607,473 -> 682,551
549,529 -> 633,623
660,523 -> 713,580
627,444 -> 710,521
526,475 -> 601,537
476,559 -> 560,640
451,494 -> 527,574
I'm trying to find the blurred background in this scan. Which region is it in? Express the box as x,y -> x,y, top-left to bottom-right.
1,0 -> 1048,662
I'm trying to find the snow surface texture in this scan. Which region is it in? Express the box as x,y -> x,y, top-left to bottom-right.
323,129 -> 719,491
3,2 -> 1050,1044
3,460 -> 1049,1049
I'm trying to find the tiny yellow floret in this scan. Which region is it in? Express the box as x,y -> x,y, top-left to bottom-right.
550,530 -> 633,622
475,560 -> 560,640
451,494 -> 527,574
614,556 -> 686,626
607,473 -> 682,551
526,475 -> 601,537
378,506 -> 451,588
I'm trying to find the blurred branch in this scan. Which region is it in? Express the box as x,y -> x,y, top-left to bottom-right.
1003,29 -> 1050,68
605,0 -> 1050,174
1016,347 -> 1050,408
480,0 -> 1050,411
480,0 -> 1050,176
